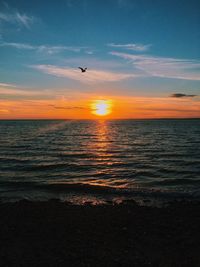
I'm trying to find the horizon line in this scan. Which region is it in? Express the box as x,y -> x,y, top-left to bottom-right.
0,117 -> 200,121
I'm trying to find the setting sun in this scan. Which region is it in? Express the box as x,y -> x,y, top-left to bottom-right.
91,100 -> 112,116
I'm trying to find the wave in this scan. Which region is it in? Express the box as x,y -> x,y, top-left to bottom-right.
0,119 -> 200,204
0,158 -> 32,164
149,178 -> 200,186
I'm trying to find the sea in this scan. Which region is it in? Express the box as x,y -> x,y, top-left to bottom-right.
0,119 -> 200,205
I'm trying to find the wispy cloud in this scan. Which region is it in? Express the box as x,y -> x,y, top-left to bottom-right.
107,43 -> 151,52
170,93 -> 197,98
85,50 -> 94,55
0,41 -> 86,54
0,42 -> 34,49
0,83 -> 53,100
110,52 -> 200,81
49,105 -> 87,110
32,64 -> 136,83
0,10 -> 35,29
0,82 -> 17,87
0,109 -> 9,113
137,107 -> 200,113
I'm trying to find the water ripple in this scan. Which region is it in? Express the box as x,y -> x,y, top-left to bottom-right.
0,119 -> 200,202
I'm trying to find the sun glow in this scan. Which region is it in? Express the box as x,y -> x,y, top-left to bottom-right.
91,100 -> 112,116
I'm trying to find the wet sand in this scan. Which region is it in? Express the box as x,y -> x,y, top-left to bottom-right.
0,200 -> 199,267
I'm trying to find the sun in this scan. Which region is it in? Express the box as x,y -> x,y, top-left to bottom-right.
91,100 -> 112,116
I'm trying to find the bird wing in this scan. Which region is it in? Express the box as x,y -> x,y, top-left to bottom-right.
78,67 -> 84,71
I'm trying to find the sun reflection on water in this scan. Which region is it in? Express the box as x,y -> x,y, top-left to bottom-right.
82,120 -> 127,189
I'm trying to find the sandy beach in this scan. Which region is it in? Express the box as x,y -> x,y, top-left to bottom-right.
0,200 -> 199,267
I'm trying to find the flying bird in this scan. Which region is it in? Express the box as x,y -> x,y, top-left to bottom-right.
78,67 -> 87,72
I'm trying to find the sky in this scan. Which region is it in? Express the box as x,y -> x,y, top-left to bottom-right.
0,0 -> 200,119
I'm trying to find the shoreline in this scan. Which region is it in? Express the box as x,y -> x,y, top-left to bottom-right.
0,199 -> 199,267
1,180 -> 199,207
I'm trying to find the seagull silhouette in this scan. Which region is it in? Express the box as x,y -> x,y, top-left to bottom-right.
78,67 -> 87,73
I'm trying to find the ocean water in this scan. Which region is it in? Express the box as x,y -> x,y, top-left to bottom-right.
0,119 -> 200,205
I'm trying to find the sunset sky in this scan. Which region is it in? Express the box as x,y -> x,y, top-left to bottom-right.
0,0 -> 199,119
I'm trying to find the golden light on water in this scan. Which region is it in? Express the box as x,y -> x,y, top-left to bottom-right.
91,100 -> 112,116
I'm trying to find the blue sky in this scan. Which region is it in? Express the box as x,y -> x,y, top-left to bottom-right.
0,0 -> 200,118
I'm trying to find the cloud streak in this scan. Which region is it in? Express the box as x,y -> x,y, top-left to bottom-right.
170,93 -> 197,98
0,84 -> 53,100
0,41 -> 86,54
107,43 -> 151,51
0,82 -> 17,87
32,64 -> 136,83
110,52 -> 200,81
0,109 -> 9,113
49,105 -> 86,110
0,10 -> 35,29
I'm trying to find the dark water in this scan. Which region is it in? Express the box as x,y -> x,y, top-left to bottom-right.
0,119 -> 200,204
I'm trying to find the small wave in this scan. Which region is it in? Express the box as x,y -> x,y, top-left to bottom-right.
0,158 -> 32,164
58,153 -> 95,159
4,162 -> 99,172
134,170 -> 160,178
45,182 -> 115,193
149,178 -> 200,186
0,181 -> 39,188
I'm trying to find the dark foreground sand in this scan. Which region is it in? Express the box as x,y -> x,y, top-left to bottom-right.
0,200 -> 199,267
